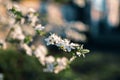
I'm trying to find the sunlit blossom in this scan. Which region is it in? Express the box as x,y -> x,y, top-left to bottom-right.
54,57 -> 68,74
43,56 -> 55,72
34,45 -> 47,65
10,25 -> 25,41
35,24 -> 45,31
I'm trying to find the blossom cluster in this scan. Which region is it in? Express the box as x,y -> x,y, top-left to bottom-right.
8,5 -> 44,30
20,43 -> 69,74
45,33 -> 79,52
45,33 -> 89,57
43,56 -> 69,74
5,5 -> 45,43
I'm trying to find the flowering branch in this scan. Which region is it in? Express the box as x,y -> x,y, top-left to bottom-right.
0,4 -> 90,74
45,33 -> 89,57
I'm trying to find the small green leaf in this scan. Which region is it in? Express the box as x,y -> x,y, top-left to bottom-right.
36,30 -> 46,36
80,45 -> 84,49
81,49 -> 90,54
34,13 -> 39,16
24,36 -> 32,44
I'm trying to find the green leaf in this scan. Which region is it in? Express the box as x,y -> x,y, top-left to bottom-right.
81,49 -> 90,54
24,36 -> 32,44
80,45 -> 84,49
36,30 -> 46,36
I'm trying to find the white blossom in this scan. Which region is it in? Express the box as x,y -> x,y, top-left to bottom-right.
28,8 -> 36,13
35,24 -> 45,31
44,38 -> 54,45
45,56 -> 55,64
10,24 -> 25,41
45,33 -> 61,45
31,16 -> 38,26
57,39 -> 71,52
43,56 -> 55,72
34,45 -> 47,65
13,4 -> 21,11
54,57 -> 68,74
27,10 -> 38,26
76,51 -> 85,57
43,63 -> 54,72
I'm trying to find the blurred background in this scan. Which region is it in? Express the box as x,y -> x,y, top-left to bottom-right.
0,0 -> 120,80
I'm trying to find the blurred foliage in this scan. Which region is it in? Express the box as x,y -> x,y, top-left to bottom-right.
0,49 -> 58,80
71,51 -> 120,80
0,49 -> 120,80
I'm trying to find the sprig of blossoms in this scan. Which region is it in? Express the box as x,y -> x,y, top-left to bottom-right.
8,5 -> 41,28
45,33 -> 78,52
8,5 -> 23,23
45,33 -> 89,57
7,5 -> 45,44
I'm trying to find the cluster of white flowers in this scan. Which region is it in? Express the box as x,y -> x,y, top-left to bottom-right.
8,23 -> 44,42
21,44 -> 69,74
43,56 -> 69,74
8,4 -> 21,16
8,4 -> 45,31
54,57 -> 68,73
45,33 -> 89,57
34,45 -> 48,65
9,24 -> 25,41
26,8 -> 38,26
45,33 -> 79,52
7,5 -> 45,43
